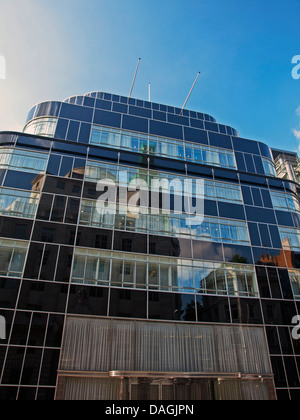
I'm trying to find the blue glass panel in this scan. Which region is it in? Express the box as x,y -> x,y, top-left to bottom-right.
153,110 -> 166,121
93,109 -> 121,128
258,142 -> 273,160
55,118 -> 69,140
184,127 -> 208,145
26,106 -> 36,123
52,141 -> 87,157
190,118 -> 204,130
275,210 -> 294,227
204,199 -> 218,216
113,103 -> 128,114
88,146 -> 118,163
241,186 -> 253,205
186,163 -> 213,178
269,225 -> 282,249
205,121 -> 219,132
244,154 -> 255,173
245,206 -> 276,224
192,241 -> 223,261
149,120 -> 183,140
261,189 -> 273,208
232,137 -> 260,155
16,135 -> 51,151
4,170 -> 38,190
218,202 -> 245,220
209,132 -> 232,150
167,114 -> 189,126
83,96 -> 95,108
223,244 -> 253,264
66,120 -> 80,142
251,187 -> 263,207
122,114 -> 148,134
35,101 -> 61,118
129,106 -> 151,118
60,103 -> 93,122
95,99 -> 112,111
59,156 -> 73,178
47,154 -> 61,176
235,152 -> 246,171
258,224 -> 272,247
248,222 -> 261,246
78,123 -> 91,144
253,155 -> 265,174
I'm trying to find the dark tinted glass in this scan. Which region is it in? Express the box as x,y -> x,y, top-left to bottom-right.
109,289 -> 147,319
68,285 -> 108,316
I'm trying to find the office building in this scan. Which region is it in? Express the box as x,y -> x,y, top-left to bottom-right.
0,91 -> 300,400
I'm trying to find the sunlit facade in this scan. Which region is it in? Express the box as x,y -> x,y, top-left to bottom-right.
0,91 -> 300,400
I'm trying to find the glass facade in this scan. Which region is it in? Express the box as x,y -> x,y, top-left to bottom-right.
0,91 -> 300,400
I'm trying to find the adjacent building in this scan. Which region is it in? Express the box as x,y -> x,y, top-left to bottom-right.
0,91 -> 300,400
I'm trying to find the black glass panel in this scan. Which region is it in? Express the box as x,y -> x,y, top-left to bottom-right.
18,280 -> 68,313
232,137 -> 260,155
149,236 -> 192,259
234,152 -> 246,172
21,348 -> 43,385
27,312 -> 48,347
43,176 -> 82,197
109,288 -> 147,319
275,211 -> 294,227
193,241 -> 223,262
285,251 -> 300,269
284,357 -> 300,387
230,298 -> 263,324
196,295 -> 231,323
32,221 -> 76,246
223,244 -> 253,264
55,246 -> 74,283
76,226 -> 112,250
51,196 -> 66,222
45,314 -> 64,348
277,269 -> 293,299
0,216 -> 33,240
64,198 -> 80,224
244,154 -> 255,173
266,326 -> 281,354
24,243 -> 44,279
10,311 -> 31,345
88,146 -> 119,162
252,247 -> 286,267
271,357 -> 287,388
0,278 -> 20,309
39,349 -> 60,386
241,186 -> 253,206
261,189 -> 273,208
40,245 -> 59,281
2,346 -> 25,384
251,188 -> 263,207
68,285 -> 108,316
256,266 -> 271,298
278,327 -> 294,354
72,158 -> 85,179
267,268 -> 283,299
148,291 -> 195,321
261,300 -> 296,325
122,114 -> 148,134
114,232 -> 147,254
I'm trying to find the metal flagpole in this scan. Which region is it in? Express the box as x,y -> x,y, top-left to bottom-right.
128,58 -> 141,103
179,72 -> 201,116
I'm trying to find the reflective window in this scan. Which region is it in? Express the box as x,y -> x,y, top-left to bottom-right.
79,200 -> 250,246
0,148 -> 48,174
279,227 -> 300,251
0,188 -> 39,218
23,117 -> 58,138
85,160 -> 243,204
262,157 -> 276,177
71,248 -> 258,297
90,126 -> 237,170
288,270 -> 300,300
0,239 -> 28,277
270,191 -> 300,213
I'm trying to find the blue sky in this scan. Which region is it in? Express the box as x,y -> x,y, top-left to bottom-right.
0,0 -> 300,153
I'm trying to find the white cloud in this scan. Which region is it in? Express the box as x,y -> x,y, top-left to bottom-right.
293,128 -> 300,140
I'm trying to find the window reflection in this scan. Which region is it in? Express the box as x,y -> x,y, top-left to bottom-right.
71,248 -> 259,298
90,126 -> 237,170
23,117 -> 58,138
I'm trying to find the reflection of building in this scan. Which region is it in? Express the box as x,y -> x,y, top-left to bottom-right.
1,91 -> 300,400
